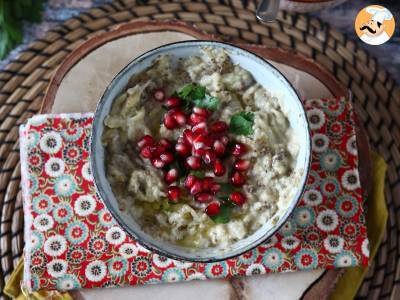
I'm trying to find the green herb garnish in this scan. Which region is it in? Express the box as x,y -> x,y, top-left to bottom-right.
189,170 -> 206,178
210,204 -> 232,224
193,95 -> 221,111
161,198 -> 172,212
178,83 -> 206,100
216,183 -> 240,207
229,111 -> 255,136
178,83 -> 220,111
218,183 -> 235,196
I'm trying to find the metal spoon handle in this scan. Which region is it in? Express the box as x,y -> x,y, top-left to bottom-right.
256,0 -> 280,23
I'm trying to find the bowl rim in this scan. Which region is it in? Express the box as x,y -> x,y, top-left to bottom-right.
90,40 -> 312,262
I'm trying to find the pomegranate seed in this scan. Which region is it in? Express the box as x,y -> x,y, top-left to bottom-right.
193,107 -> 210,117
165,97 -> 181,108
210,183 -> 221,194
189,113 -> 206,125
177,137 -> 186,144
137,135 -> 154,149
192,122 -> 207,135
202,149 -> 217,164
184,175 -> 196,189
175,143 -> 191,156
159,138 -> 172,149
164,113 -> 178,129
167,186 -> 181,202
232,143 -> 247,156
154,145 -> 166,157
213,140 -> 226,156
165,169 -> 178,184
220,136 -> 229,145
206,201 -> 221,216
153,88 -> 165,102
140,146 -> 154,159
151,158 -> 165,169
231,171 -> 246,186
229,191 -> 247,206
195,193 -> 213,203
190,180 -> 203,195
193,133 -> 206,150
202,177 -> 214,191
213,159 -> 226,176
204,135 -> 214,147
160,152 -> 174,164
173,110 -> 186,127
186,156 -> 202,169
234,159 -> 250,171
210,121 -> 228,133
183,129 -> 194,145
192,147 -> 206,157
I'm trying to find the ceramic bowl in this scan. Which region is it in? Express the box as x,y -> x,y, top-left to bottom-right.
91,40 -> 311,262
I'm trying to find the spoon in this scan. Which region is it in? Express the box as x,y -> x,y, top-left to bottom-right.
256,0 -> 280,23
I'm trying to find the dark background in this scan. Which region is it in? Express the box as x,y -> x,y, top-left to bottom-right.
1,0 -> 399,82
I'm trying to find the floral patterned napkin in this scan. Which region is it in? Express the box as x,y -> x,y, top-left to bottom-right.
19,97 -> 369,292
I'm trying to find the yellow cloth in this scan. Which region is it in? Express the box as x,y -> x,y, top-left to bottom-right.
4,258 -> 73,300
331,152 -> 388,300
5,154 -> 388,300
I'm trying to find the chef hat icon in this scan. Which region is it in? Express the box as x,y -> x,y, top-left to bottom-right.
366,6 -> 393,24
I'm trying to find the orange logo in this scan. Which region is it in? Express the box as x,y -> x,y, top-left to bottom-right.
355,5 -> 395,46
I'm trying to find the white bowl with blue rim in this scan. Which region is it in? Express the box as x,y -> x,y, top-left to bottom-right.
91,40 -> 311,262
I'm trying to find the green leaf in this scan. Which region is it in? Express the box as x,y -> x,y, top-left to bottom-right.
229,111 -> 255,136
181,98 -> 193,114
216,183 -> 240,208
191,85 -> 206,100
0,31 -> 11,59
189,170 -> 206,179
4,21 -> 23,43
12,1 -> 23,19
22,2 -> 43,22
193,95 -> 221,111
0,0 -> 45,59
20,0 -> 33,6
161,199 -> 172,212
178,83 -> 206,100
218,183 -> 235,196
178,83 -> 194,98
210,204 -> 231,224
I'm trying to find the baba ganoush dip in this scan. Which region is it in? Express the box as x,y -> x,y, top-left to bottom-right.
102,47 -> 301,249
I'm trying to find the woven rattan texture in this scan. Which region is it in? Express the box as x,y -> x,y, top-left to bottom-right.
0,1 -> 399,299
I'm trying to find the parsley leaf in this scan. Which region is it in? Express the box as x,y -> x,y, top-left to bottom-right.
178,84 -> 194,98
210,203 -> 231,224
189,170 -> 206,178
161,198 -> 172,212
218,183 -> 235,196
191,85 -> 206,100
216,183 -> 240,207
229,111 -> 255,136
178,83 -> 206,100
181,99 -> 193,114
193,94 -> 221,111
177,83 -> 220,111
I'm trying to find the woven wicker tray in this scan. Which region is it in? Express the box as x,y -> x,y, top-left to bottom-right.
0,1 -> 399,299
38,19 -> 369,300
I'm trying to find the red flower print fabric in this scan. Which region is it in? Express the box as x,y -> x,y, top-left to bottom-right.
19,98 -> 368,292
